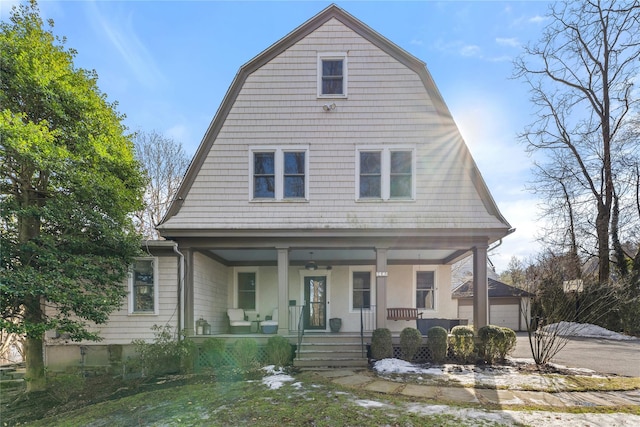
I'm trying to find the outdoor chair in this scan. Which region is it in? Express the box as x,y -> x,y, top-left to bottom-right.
227,308 -> 251,334
260,308 -> 278,334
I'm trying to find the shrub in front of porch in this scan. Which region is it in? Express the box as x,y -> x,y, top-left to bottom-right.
266,335 -> 293,367
371,328 -> 393,360
201,338 -> 226,370
449,325 -> 475,363
132,325 -> 196,377
427,326 -> 448,364
229,338 -> 260,379
477,325 -> 516,364
399,327 -> 422,362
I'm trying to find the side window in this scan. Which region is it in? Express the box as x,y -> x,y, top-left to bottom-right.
129,258 -> 157,314
390,151 -> 412,198
284,151 -> 305,198
359,151 -> 381,198
416,271 -> 435,310
254,152 -> 275,198
352,271 -> 371,310
250,148 -> 308,201
318,53 -> 347,97
237,272 -> 256,310
356,147 -> 415,200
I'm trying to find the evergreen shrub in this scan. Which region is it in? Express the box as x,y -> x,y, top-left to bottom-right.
266,335 -> 293,367
399,327 -> 422,362
427,326 -> 448,364
449,325 -> 475,363
371,328 -> 393,360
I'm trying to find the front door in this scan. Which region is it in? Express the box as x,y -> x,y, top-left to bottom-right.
304,276 -> 326,330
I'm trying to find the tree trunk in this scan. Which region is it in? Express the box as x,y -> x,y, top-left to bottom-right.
596,205 -> 611,284
24,336 -> 45,392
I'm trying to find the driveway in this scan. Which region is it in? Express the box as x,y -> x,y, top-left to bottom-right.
512,332 -> 640,377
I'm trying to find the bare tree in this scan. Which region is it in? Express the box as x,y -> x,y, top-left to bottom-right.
514,1 -> 640,284
133,131 -> 190,239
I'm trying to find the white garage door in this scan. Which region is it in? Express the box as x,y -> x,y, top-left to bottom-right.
489,304 -> 520,330
458,305 -> 473,325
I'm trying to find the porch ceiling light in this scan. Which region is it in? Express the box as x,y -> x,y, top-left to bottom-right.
305,252 -> 317,270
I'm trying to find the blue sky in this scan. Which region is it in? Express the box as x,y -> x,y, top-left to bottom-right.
1,0 -> 555,273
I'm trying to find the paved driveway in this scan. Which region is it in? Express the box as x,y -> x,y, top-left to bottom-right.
512,333 -> 640,377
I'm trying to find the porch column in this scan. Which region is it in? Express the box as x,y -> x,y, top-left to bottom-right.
276,247 -> 289,334
375,247 -> 388,329
183,248 -> 195,336
472,244 -> 489,331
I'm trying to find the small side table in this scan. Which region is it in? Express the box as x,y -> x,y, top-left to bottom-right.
251,320 -> 261,333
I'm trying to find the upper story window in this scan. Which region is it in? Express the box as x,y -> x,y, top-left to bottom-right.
356,147 -> 415,200
318,53 -> 347,98
129,258 -> 158,315
251,147 -> 308,201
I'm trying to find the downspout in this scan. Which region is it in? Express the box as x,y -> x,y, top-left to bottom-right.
173,243 -> 185,340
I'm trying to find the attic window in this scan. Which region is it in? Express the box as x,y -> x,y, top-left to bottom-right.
318,53 -> 347,97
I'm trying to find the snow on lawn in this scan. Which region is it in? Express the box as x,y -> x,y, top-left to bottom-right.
404,403 -> 640,427
543,322 -> 637,340
373,358 -> 603,390
261,365 -> 297,390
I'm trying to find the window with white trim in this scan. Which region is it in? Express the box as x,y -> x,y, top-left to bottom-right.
318,53 -> 347,97
416,270 -> 435,310
237,271 -> 257,310
356,147 -> 415,200
251,147 -> 308,200
129,258 -> 158,314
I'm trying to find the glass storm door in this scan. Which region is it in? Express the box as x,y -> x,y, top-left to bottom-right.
304,276 -> 326,330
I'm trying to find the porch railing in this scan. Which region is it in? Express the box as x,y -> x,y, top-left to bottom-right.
360,305 -> 376,358
296,305 -> 305,359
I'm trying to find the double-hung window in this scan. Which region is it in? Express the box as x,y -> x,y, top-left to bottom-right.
318,53 -> 347,97
251,147 -> 308,200
416,271 -> 435,310
129,258 -> 158,315
237,271 -> 257,311
352,271 -> 372,310
356,147 -> 415,200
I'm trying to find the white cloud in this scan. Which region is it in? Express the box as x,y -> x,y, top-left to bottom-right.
85,2 -> 166,90
495,37 -> 520,48
410,39 -> 424,46
529,15 -> 549,24
459,44 -> 481,57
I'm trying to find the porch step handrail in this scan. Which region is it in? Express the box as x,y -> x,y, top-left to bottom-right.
297,305 -> 305,359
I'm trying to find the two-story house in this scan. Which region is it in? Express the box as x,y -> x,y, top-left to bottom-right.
44,4 -> 512,370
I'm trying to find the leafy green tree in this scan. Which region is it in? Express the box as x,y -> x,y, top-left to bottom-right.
0,2 -> 145,391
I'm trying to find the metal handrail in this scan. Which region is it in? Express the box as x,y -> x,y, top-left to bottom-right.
297,305 -> 305,359
360,305 -> 364,358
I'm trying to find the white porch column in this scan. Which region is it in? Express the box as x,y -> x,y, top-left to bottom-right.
375,247 -> 388,329
183,248 -> 195,336
276,247 -> 289,334
472,244 -> 489,330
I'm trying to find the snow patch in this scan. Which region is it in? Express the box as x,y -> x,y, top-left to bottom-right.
261,365 -> 295,390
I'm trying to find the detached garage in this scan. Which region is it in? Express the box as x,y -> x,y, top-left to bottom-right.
453,278 -> 532,331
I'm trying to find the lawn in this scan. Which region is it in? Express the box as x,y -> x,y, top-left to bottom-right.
2,365 -> 640,427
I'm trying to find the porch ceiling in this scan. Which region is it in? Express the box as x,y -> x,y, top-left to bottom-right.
207,248 -> 467,266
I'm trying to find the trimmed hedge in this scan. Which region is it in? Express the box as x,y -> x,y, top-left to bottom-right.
449,325 -> 475,363
399,327 -> 422,362
427,326 -> 448,364
266,335 -> 293,367
371,328 -> 393,360
478,325 -> 516,364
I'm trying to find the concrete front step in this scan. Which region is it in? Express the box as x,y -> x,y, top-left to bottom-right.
294,358 -> 368,369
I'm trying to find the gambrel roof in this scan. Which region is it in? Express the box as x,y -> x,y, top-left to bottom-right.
158,4 -> 512,244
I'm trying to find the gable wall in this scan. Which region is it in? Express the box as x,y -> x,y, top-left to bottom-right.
170,18 -> 502,230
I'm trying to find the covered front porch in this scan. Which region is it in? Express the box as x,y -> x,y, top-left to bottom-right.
169,229 -> 502,340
